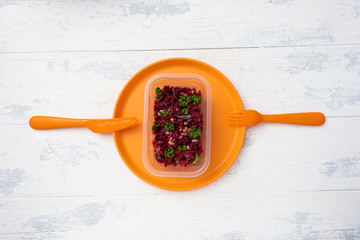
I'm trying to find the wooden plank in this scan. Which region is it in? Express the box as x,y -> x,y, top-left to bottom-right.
0,192 -> 359,239
0,0 -> 359,52
0,115 -> 359,197
0,46 -> 359,196
1,46 -> 359,121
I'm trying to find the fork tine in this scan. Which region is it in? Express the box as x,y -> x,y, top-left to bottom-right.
227,114 -> 243,118
227,121 -> 244,124
227,111 -> 245,125
227,116 -> 243,120
228,122 -> 243,125
226,117 -> 244,122
226,116 -> 243,119
228,111 -> 243,115
226,114 -> 243,118
227,117 -> 243,120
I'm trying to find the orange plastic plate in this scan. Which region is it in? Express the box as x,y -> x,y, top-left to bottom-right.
113,58 -> 245,191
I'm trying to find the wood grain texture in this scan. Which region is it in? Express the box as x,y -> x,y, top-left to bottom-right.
0,116 -> 359,198
1,46 -> 359,120
0,0 -> 359,239
0,193 -> 359,239
0,0 -> 360,52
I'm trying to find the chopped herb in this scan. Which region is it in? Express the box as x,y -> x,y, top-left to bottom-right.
191,95 -> 201,105
179,95 -> 191,107
181,108 -> 189,115
177,145 -> 187,151
159,109 -> 169,117
164,121 -> 175,131
156,155 -> 163,160
190,154 -> 200,165
164,148 -> 175,158
152,124 -> 160,131
155,87 -> 163,98
189,125 -> 201,139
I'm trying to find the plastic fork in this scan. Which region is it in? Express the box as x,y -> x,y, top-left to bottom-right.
227,110 -> 325,126
29,116 -> 137,133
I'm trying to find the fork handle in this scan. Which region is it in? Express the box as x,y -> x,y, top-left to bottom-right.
261,112 -> 325,126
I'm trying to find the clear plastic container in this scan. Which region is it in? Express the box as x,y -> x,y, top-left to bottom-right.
143,73 -> 212,177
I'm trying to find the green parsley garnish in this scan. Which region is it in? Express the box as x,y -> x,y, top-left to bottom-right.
190,154 -> 200,165
164,148 -> 175,158
181,108 -> 189,115
191,95 -> 201,105
152,124 -> 160,131
164,121 -> 175,131
179,95 -> 191,107
156,155 -> 163,161
159,109 -> 169,117
189,125 -> 201,139
177,145 -> 187,151
155,87 -> 163,99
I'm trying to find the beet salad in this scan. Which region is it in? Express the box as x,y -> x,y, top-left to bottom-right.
152,86 -> 203,167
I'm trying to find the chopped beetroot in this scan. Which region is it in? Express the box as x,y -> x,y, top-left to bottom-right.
152,86 -> 203,167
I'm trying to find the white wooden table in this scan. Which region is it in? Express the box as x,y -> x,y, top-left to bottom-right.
1,0 -> 360,239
